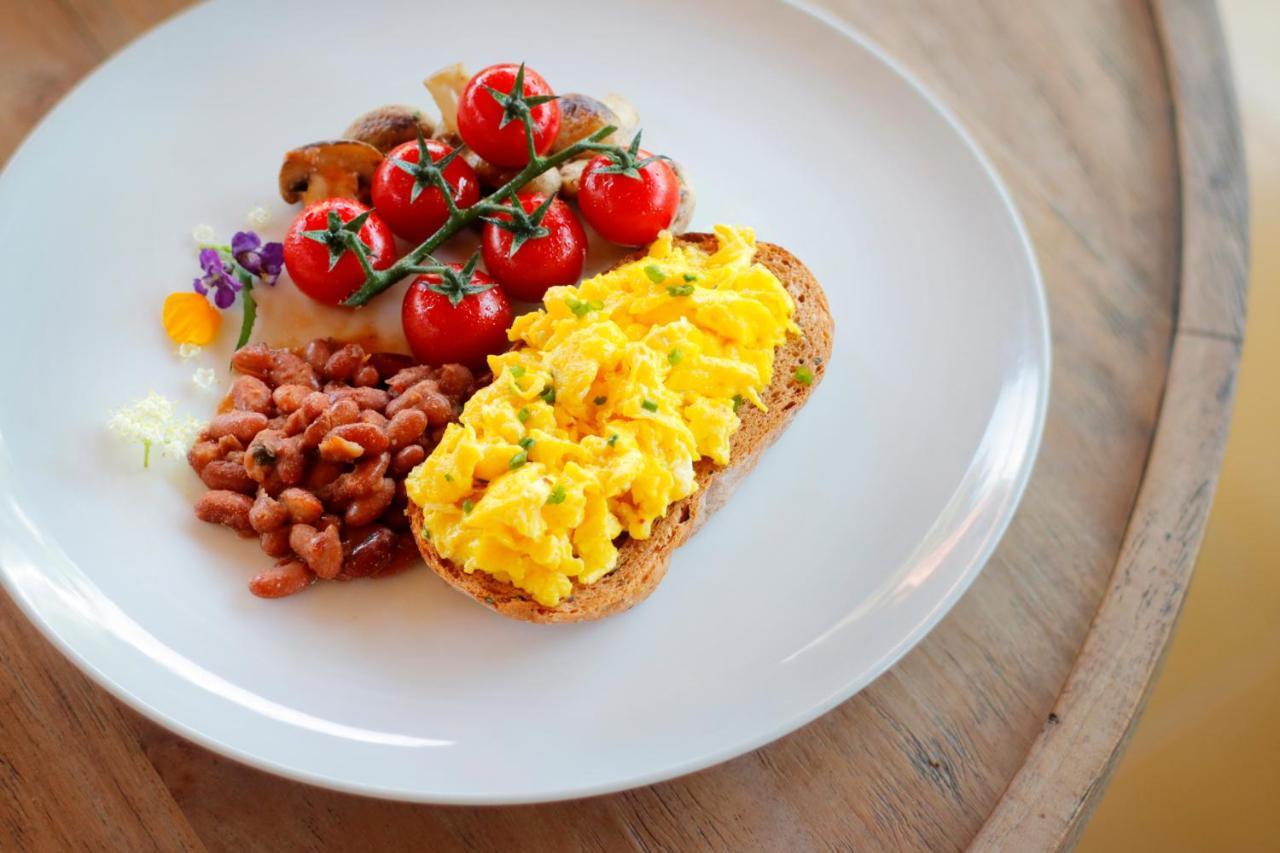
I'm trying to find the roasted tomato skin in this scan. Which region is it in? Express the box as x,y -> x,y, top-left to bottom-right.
401,265 -> 513,368
283,199 -> 396,306
456,63 -> 561,169
578,151 -> 680,247
481,192 -> 588,301
371,139 -> 480,242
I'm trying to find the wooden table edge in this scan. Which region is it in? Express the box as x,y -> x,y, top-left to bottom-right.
971,1 -> 1249,848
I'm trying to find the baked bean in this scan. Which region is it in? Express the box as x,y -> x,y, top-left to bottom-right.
318,513 -> 342,533
269,350 -> 320,389
195,491 -> 254,533
216,434 -> 244,454
360,409 -> 389,428
369,352 -> 415,379
274,437 -> 306,486
319,434 -> 364,462
302,399 -> 360,449
385,379 -> 435,417
283,409 -> 308,436
434,363 -> 474,396
323,343 -> 366,382
341,527 -> 398,578
305,459 -> 343,490
353,365 -> 380,387
279,488 -> 324,524
244,429 -> 286,484
249,490 -> 289,533
258,527 -> 292,558
249,559 -> 314,598
290,524 -> 342,579
386,365 -> 434,397
187,440 -> 220,474
331,452 -> 391,503
344,477 -> 396,526
208,411 -> 268,443
303,338 -> 333,373
301,391 -> 331,420
272,384 -> 314,413
384,479 -> 411,531
230,375 -> 273,414
420,390 -> 454,426
230,344 -> 273,379
327,422 -> 389,456
200,460 -> 257,494
391,444 -> 426,477
386,409 -> 428,449
328,386 -> 389,411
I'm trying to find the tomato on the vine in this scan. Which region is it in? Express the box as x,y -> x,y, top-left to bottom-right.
283,198 -> 396,305
456,63 -> 560,169
481,192 -> 587,301
577,136 -> 680,247
401,259 -> 513,367
371,137 -> 480,242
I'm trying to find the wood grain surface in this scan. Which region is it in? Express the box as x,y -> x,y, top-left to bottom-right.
0,0 -> 1245,850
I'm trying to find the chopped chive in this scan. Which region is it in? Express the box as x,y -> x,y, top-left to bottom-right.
518,407 -> 531,423
510,365 -> 525,378
644,264 -> 666,283
593,395 -> 607,405
668,348 -> 683,365
462,499 -> 474,514
568,298 -> 590,317
607,433 -> 619,447
794,366 -> 814,385
519,436 -> 535,450
509,451 -> 527,469
641,399 -> 658,412
682,273 -> 697,282
539,384 -> 556,404
667,284 -> 694,297
444,473 -> 453,482
732,394 -> 744,414
546,484 -> 567,505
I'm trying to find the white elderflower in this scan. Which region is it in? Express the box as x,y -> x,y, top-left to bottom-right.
177,342 -> 202,361
107,392 -> 202,468
192,367 -> 217,391
246,206 -> 271,227
192,223 -> 216,244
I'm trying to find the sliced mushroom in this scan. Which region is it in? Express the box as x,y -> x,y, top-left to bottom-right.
557,159 -> 589,198
343,105 -> 436,154
600,93 -> 640,142
278,140 -> 384,205
669,159 -> 696,234
549,93 -> 621,155
461,150 -> 563,196
424,63 -> 471,136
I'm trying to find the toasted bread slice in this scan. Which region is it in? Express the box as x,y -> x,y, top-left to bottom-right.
408,233 -> 833,622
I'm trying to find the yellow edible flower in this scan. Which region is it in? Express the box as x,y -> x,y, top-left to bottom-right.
162,291 -> 221,346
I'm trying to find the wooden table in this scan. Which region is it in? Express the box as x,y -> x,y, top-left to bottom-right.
0,1 -> 1246,849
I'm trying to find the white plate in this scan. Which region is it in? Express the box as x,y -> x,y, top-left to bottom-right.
0,0 -> 1048,803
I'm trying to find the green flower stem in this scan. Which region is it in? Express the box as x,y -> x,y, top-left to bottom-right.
236,283 -> 257,349
342,125 -> 624,307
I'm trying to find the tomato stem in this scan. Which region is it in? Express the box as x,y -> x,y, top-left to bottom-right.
342,124 -> 624,307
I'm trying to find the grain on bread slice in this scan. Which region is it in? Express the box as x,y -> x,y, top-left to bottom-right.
408,232 -> 834,622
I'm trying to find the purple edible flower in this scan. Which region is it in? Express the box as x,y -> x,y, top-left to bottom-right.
232,230 -> 284,285
192,248 -> 241,309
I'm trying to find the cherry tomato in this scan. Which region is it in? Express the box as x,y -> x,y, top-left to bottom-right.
456,63 -> 561,169
283,198 -> 396,305
402,263 -> 513,367
481,192 -> 588,301
371,138 -> 480,242
578,151 -> 680,246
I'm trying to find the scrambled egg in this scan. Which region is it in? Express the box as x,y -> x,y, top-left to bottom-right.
406,225 -> 799,607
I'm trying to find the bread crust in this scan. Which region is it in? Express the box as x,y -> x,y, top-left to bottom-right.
408,234 -> 834,622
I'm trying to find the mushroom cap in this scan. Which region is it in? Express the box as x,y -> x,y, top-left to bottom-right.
342,105 -> 437,154
550,93 -> 621,156
278,139 -> 384,205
